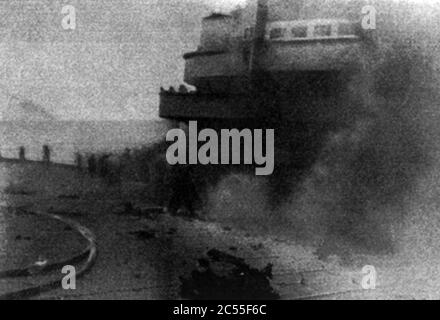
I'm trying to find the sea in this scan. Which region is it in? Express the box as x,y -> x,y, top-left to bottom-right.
0,120 -> 170,164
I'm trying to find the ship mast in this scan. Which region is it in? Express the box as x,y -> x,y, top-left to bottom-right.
248,0 -> 275,120
249,0 -> 268,76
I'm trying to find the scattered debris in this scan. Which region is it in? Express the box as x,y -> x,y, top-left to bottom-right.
34,258 -> 48,267
180,249 -> 279,300
119,202 -> 164,220
251,243 -> 264,251
176,208 -> 192,218
58,194 -> 80,200
48,209 -> 84,217
139,206 -> 164,219
15,235 -> 31,241
28,256 -> 49,275
130,230 -> 157,241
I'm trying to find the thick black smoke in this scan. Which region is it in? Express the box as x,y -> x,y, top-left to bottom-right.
205,1 -> 440,260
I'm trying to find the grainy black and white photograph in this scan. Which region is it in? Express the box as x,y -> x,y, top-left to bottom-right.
0,0 -> 440,302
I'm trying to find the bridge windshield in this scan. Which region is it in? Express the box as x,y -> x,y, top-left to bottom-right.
269,28 -> 286,40
314,24 -> 332,37
338,22 -> 357,36
265,20 -> 359,41
291,26 -> 307,38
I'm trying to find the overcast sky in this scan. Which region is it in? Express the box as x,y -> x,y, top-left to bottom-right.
0,0 -> 245,121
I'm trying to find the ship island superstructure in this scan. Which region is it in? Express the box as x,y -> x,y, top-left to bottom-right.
159,0 -> 377,125
157,0 -> 440,204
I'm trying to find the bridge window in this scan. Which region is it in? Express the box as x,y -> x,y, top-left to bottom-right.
270,28 -> 286,40
338,23 -> 356,36
291,26 -> 307,38
313,24 -> 332,37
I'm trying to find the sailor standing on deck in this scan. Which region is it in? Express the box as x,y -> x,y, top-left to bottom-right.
165,164 -> 200,217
